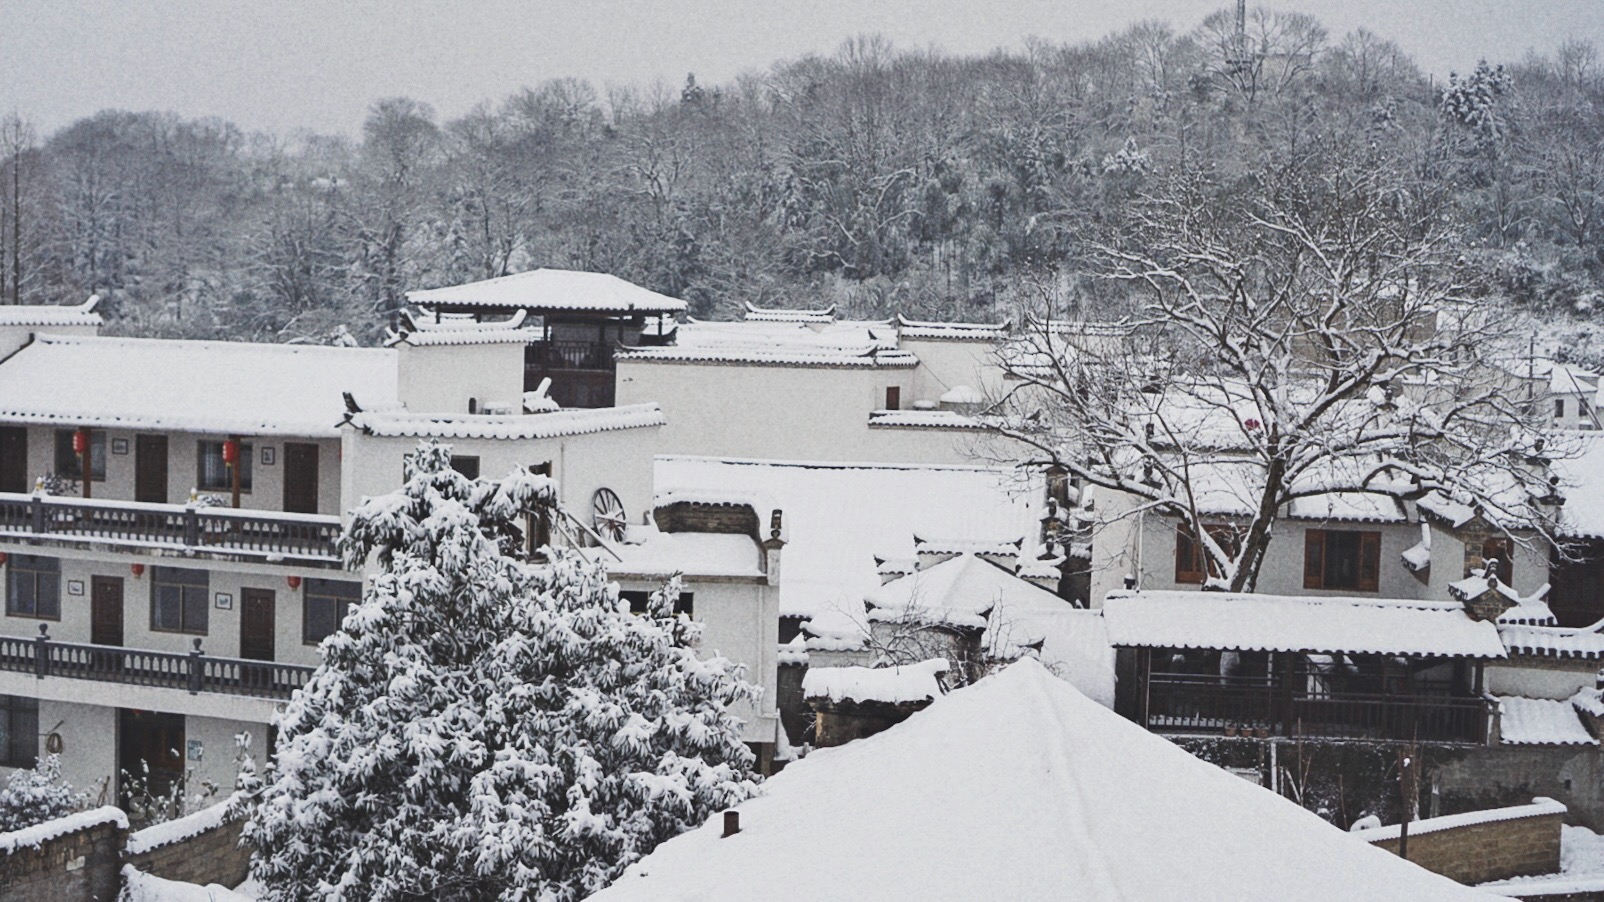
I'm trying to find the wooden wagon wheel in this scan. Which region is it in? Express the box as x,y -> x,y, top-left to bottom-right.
591,487 -> 627,542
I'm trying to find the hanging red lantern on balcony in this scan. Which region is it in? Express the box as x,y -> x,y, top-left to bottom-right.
72,429 -> 88,456
222,439 -> 240,465
287,575 -> 302,590
130,563 -> 144,578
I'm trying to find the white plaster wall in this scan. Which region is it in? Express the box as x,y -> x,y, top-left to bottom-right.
616,360 -> 920,463
28,700 -> 116,804
1087,490 -> 1144,607
184,715 -> 268,808
1486,661 -> 1600,701
614,575 -> 779,745
897,338 -> 1005,403
396,342 -> 526,415
342,424 -> 660,533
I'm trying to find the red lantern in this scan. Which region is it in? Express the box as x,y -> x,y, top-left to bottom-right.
72,429 -> 88,456
222,439 -> 240,465
287,575 -> 302,590
130,563 -> 145,578
0,552 -> 9,566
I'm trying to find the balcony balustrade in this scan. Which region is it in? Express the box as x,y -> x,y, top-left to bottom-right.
0,626 -> 313,700
0,492 -> 342,563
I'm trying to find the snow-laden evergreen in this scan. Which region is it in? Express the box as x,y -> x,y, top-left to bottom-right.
0,754 -> 88,832
239,441 -> 760,901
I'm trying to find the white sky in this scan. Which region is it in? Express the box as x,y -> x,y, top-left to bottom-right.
3,0 -> 1601,137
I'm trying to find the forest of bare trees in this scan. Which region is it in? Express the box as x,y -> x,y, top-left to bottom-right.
1,9 -> 1601,355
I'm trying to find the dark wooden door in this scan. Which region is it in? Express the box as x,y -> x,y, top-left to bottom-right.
134,435 -> 168,504
0,427 -> 26,494
91,577 -> 124,646
118,709 -> 185,806
282,443 -> 319,514
240,588 -> 275,662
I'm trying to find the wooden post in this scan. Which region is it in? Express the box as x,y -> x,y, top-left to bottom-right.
230,434 -> 242,509
77,427 -> 91,499
1278,652 -> 1296,737
1135,648 -> 1152,729
1397,743 -> 1418,861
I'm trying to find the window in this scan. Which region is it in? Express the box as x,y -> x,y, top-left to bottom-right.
54,429 -> 106,481
1481,537 -> 1515,585
1556,398 -> 1568,419
197,440 -> 253,493
885,386 -> 901,410
6,554 -> 60,619
303,578 -> 361,644
620,589 -> 693,617
1174,524 -> 1240,585
151,566 -> 209,634
1303,529 -> 1381,592
451,456 -> 481,480
0,695 -> 38,769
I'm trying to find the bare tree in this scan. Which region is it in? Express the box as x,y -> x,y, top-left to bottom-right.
995,146 -> 1570,592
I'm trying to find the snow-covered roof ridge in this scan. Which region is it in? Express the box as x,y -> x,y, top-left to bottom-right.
125,799 -> 233,855
1495,696 -> 1598,746
407,268 -> 687,313
385,310 -> 540,347
895,314 -> 1010,341
0,805 -> 127,854
0,295 -> 102,328
802,658 -> 948,705
1350,798 -> 1568,843
1102,590 -> 1507,659
589,659 -> 1502,902
866,553 -> 1068,636
345,403 -> 666,441
868,409 -> 986,430
1501,619 -> 1604,659
0,333 -> 400,437
616,344 -> 918,368
743,301 -> 835,323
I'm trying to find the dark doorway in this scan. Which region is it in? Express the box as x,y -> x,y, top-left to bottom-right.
0,427 -> 26,494
240,588 -> 275,662
118,709 -> 185,815
283,443 -> 319,514
135,435 -> 168,504
91,577 -> 124,647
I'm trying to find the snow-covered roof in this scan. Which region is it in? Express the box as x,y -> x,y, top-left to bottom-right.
610,526 -> 764,579
867,409 -> 984,430
0,296 -> 102,329
1496,696 -> 1598,746
895,314 -> 1009,341
0,334 -> 399,437
1500,620 -> 1604,660
1556,435 -> 1604,539
617,318 -> 912,367
1102,590 -> 1507,659
617,345 -> 916,368
867,553 -> 1067,630
743,301 -> 835,324
385,310 -> 540,347
407,268 -> 687,313
343,403 -> 665,441
590,660 -> 1502,902
1287,491 -> 1408,523
654,457 -> 1046,638
802,658 -> 947,705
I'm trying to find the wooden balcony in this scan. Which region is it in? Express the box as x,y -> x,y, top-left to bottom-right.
0,492 -> 342,563
0,627 -> 314,700
524,341 -> 617,408
1141,673 -> 1491,744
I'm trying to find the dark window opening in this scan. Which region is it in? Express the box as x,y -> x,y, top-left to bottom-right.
1556,398 -> 1567,419
54,429 -> 106,481
621,589 -> 694,617
303,578 -> 362,645
1303,529 -> 1381,592
197,440 -> 253,493
885,386 -> 901,410
6,554 -> 60,619
451,456 -> 481,480
1481,537 -> 1515,586
151,566 -> 209,634
0,694 -> 38,769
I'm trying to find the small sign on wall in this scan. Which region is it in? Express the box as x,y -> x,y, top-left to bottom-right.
66,580 -> 84,596
186,739 -> 203,762
110,438 -> 129,455
261,446 -> 275,466
214,592 -> 233,610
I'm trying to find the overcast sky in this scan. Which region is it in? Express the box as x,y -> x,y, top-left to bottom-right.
3,0 -> 1602,138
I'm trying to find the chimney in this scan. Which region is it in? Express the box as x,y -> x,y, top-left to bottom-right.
760,510 -> 785,587
723,810 -> 741,837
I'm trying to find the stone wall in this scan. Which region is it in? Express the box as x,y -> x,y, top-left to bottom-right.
1358,801 -> 1564,885
0,809 -> 125,902
653,501 -> 759,539
126,815 -> 249,889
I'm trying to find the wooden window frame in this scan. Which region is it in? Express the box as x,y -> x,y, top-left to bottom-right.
150,566 -> 210,634
5,554 -> 60,620
302,578 -> 362,645
196,440 -> 253,494
1303,529 -> 1381,592
885,386 -> 901,411
1174,524 -> 1240,585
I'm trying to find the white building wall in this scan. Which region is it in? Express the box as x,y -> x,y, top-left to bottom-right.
897,338 -> 1005,403
395,342 -> 526,416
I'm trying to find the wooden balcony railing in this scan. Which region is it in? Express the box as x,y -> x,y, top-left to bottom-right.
0,626 -> 314,700
526,340 -> 614,372
1144,674 -> 1491,744
0,492 -> 342,562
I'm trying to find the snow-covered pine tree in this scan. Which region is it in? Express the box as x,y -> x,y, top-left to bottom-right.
240,441 -> 759,902
0,754 -> 87,832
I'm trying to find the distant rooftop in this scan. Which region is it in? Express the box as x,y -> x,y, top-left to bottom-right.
0,334 -> 398,437
0,296 -> 103,329
343,403 -> 665,441
406,269 -> 688,314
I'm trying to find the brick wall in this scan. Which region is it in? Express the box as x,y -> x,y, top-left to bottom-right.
0,817 -> 124,902
126,817 -> 250,889
1362,805 -> 1563,885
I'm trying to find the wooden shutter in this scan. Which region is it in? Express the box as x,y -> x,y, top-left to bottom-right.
1358,531 -> 1381,593
1175,526 -> 1203,584
1303,530 -> 1325,590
